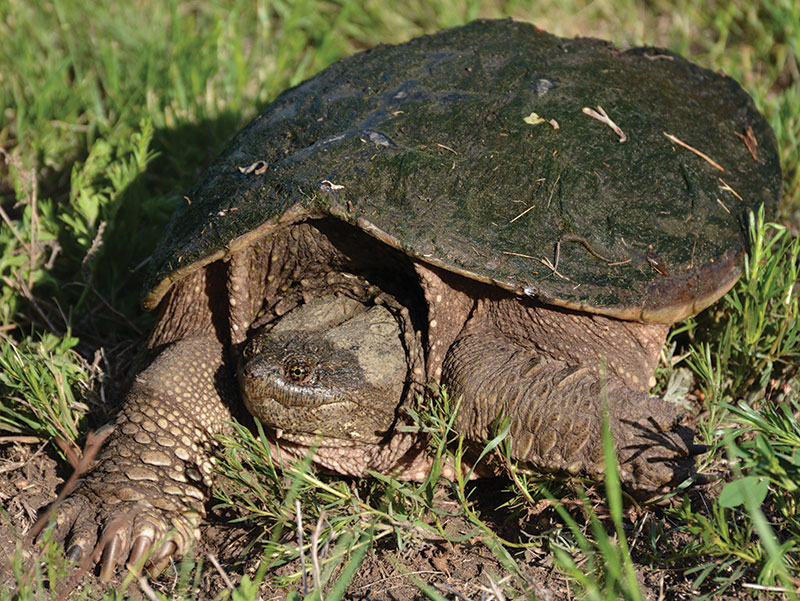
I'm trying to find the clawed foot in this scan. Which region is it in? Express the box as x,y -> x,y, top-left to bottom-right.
28,337 -> 233,582
616,416 -> 700,497
34,480 -> 201,582
600,391 -> 702,497
30,424 -> 205,582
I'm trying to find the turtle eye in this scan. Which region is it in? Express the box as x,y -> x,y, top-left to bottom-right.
284,358 -> 313,383
242,339 -> 260,359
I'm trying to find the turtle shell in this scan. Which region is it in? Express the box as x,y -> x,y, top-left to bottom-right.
144,19 -> 781,323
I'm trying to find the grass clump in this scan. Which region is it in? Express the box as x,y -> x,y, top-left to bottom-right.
0,332 -> 93,454
687,207 -> 799,411
657,206 -> 800,597
546,416 -> 644,601
214,420 -> 424,599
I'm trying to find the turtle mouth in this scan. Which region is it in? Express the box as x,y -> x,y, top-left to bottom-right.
237,357 -> 388,443
272,428 -> 382,448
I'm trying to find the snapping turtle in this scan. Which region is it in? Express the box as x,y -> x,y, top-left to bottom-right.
44,19 -> 780,578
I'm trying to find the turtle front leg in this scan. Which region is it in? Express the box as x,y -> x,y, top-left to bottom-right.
40,335 -> 235,580
441,326 -> 694,495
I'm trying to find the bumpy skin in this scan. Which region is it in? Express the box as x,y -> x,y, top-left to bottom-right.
442,308 -> 690,490
244,266 -> 694,493
42,221 -> 429,577
49,336 -> 234,578
42,221 -> 697,579
239,297 -> 408,445
43,256 -> 242,577
424,267 -> 693,491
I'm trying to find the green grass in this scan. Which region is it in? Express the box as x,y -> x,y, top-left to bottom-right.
1,0 -> 799,599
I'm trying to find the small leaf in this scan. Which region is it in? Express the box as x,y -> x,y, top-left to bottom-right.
719,476 -> 769,508
523,112 -> 546,125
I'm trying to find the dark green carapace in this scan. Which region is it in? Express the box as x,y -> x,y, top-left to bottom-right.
146,18 -> 780,320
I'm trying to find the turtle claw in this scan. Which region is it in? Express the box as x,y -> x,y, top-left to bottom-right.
148,541 -> 178,578
125,533 -> 179,578
99,533 -> 124,583
128,534 -> 153,569
66,544 -> 83,563
693,472 -> 719,485
35,491 -> 99,559
93,510 -> 190,581
689,443 -> 710,456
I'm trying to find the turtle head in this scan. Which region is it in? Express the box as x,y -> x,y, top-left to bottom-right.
237,296 -> 409,445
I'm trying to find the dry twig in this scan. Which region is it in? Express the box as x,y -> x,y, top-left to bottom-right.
208,552 -> 235,590
27,426 -> 114,541
554,234 -> 615,272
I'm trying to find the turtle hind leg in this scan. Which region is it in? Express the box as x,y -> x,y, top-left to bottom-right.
441,322 -> 694,495
37,335 -> 235,581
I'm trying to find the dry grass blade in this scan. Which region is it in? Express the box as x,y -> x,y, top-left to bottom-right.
208,552 -> 234,590
486,575 -> 507,601
434,582 -> 472,601
133,570 -> 163,601
509,203 -> 536,223
310,510 -> 327,598
582,106 -> 627,142
26,425 -> 114,540
296,499 -> 308,597
734,125 -> 759,161
719,177 -> 743,200
663,132 -> 724,170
